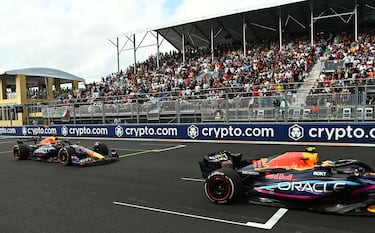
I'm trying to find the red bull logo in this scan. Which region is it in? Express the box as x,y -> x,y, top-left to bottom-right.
265,173 -> 293,181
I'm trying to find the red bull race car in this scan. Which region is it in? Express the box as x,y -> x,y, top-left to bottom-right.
199,147 -> 375,216
13,136 -> 119,166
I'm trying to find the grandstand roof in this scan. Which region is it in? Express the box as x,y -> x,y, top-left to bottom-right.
2,67 -> 84,85
150,0 -> 374,51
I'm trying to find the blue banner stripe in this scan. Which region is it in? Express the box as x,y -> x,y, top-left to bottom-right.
1,123 -> 375,143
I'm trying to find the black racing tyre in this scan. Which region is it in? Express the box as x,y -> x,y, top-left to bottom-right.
13,144 -> 30,160
93,142 -> 109,155
111,151 -> 119,159
204,168 -> 243,204
58,147 -> 74,166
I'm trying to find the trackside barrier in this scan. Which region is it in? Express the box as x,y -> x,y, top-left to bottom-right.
1,124 -> 375,143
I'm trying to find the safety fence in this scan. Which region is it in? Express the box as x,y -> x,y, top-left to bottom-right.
30,83 -> 375,125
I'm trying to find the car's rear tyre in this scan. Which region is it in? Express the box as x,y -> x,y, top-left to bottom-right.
58,147 -> 74,166
93,142 -> 108,155
13,144 -> 29,160
204,168 -> 243,204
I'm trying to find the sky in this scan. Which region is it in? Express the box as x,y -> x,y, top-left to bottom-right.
0,0 -> 288,83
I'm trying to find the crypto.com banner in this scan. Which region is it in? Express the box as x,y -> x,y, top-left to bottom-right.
1,124 -> 375,143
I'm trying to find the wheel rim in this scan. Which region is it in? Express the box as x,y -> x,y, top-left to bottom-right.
207,176 -> 232,202
13,146 -> 20,160
59,149 -> 68,164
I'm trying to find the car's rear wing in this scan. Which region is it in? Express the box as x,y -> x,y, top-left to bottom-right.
16,136 -> 42,145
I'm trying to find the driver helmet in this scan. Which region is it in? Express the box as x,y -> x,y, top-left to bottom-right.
51,136 -> 58,143
305,146 -> 316,153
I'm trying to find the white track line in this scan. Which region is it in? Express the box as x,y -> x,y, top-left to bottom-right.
0,150 -> 12,154
152,144 -> 186,152
181,177 -> 205,182
261,208 -> 288,229
113,201 -> 287,230
119,144 -> 186,158
0,140 -> 16,144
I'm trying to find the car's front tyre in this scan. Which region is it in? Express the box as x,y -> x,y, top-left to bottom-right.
58,147 -> 74,166
204,168 -> 243,204
13,144 -> 29,160
93,142 -> 109,155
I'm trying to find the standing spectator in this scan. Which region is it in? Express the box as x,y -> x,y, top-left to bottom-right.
310,102 -> 320,119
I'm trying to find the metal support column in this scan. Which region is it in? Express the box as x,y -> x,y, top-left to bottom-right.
242,18 -> 247,56
279,14 -> 283,51
108,36 -> 123,73
116,37 -> 119,73
310,0 -> 314,47
156,33 -> 160,69
354,0 -> 358,41
133,34 -> 137,74
211,25 -> 214,63
182,33 -> 185,64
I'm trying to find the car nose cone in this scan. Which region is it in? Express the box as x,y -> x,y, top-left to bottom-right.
367,204 -> 375,214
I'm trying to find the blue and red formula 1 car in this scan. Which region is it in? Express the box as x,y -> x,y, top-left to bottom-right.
199,147 -> 375,216
13,136 -> 119,166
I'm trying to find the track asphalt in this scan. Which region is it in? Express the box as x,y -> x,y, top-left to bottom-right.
0,138 -> 374,233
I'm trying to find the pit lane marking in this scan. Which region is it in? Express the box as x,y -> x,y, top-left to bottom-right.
113,201 -> 288,230
119,144 -> 186,158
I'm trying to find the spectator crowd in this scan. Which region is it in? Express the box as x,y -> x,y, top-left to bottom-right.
54,30 -> 374,109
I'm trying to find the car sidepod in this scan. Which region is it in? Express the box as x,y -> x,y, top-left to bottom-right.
67,144 -> 119,166
250,170 -> 375,215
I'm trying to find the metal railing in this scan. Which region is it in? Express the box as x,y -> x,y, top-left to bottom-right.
20,84 -> 375,125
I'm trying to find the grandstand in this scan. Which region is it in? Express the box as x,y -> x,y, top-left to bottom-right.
8,0 -> 375,125
0,67 -> 83,126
